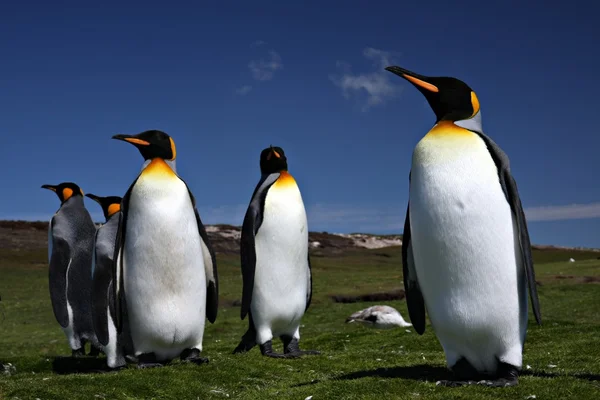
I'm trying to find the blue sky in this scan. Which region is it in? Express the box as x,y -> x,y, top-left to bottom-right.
1,1 -> 599,247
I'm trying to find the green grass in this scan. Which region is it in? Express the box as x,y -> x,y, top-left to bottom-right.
1,246 -> 599,399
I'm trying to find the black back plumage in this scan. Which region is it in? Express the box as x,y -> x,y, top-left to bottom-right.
48,196 -> 97,334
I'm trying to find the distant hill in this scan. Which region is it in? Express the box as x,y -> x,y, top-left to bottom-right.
1,220 -> 598,259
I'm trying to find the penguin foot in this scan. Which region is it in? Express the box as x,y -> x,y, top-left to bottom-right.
180,348 -> 209,365
71,348 -> 86,358
450,357 -> 481,381
125,354 -> 139,364
436,357 -> 482,386
260,341 -> 288,358
233,329 -> 257,354
438,359 -> 519,388
232,326 -> 256,354
477,361 -> 519,387
233,340 -> 255,354
283,337 -> 321,357
136,353 -> 164,369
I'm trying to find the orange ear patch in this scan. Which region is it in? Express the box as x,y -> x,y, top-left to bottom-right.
470,91 -> 480,117
169,137 -> 177,160
125,138 -> 150,146
107,203 -> 121,217
62,188 -> 74,201
404,74 -> 439,93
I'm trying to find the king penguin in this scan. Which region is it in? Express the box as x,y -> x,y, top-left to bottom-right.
385,66 -> 542,387
233,146 -> 319,358
111,130 -> 219,368
42,182 -> 102,357
86,193 -> 135,369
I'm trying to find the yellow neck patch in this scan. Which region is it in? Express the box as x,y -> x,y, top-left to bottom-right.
426,120 -> 474,138
107,203 -> 121,217
274,171 -> 297,188
62,188 -> 74,202
141,158 -> 177,178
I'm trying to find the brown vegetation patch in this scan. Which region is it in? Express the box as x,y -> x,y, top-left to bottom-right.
550,275 -> 600,284
330,288 -> 406,303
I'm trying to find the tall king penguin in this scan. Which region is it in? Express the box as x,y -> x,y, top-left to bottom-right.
42,182 -> 101,357
86,193 -> 134,370
385,66 -> 542,387
111,130 -> 219,368
233,146 -> 319,358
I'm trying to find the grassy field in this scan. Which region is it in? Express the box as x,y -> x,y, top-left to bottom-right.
1,245 -> 599,399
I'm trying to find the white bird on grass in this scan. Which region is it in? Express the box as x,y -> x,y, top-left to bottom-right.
345,305 -> 412,329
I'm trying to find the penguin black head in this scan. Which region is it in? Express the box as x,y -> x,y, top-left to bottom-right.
112,130 -> 176,161
41,182 -> 85,204
85,194 -> 122,221
385,66 -> 480,124
260,145 -> 288,174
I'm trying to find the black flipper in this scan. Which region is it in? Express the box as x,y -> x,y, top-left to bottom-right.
305,254 -> 313,312
401,199 -> 427,335
112,177 -> 137,333
472,131 -> 542,325
48,218 -> 70,328
184,183 -> 219,324
91,229 -> 112,346
240,173 -> 280,320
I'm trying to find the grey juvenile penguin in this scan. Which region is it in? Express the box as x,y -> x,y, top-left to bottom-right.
42,182 -> 101,357
86,193 -> 135,370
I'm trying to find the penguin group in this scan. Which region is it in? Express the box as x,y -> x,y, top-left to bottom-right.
43,130 -> 316,369
41,65 -> 541,387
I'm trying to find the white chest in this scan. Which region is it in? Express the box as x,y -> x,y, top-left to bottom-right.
256,183 -> 308,264
125,175 -> 205,286
409,131 -> 516,274
408,131 -> 523,349
252,181 -> 310,335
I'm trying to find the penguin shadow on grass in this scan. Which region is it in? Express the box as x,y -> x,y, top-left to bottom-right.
51,351 -> 138,375
51,355 -> 115,375
293,365 -> 600,388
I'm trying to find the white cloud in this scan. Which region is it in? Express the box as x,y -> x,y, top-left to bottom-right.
194,201 -> 600,229
248,50 -> 283,81
235,85 -> 252,96
330,47 -> 403,112
307,203 -> 403,233
18,201 -> 599,235
194,202 -> 403,233
251,40 -> 266,48
525,202 -> 600,222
